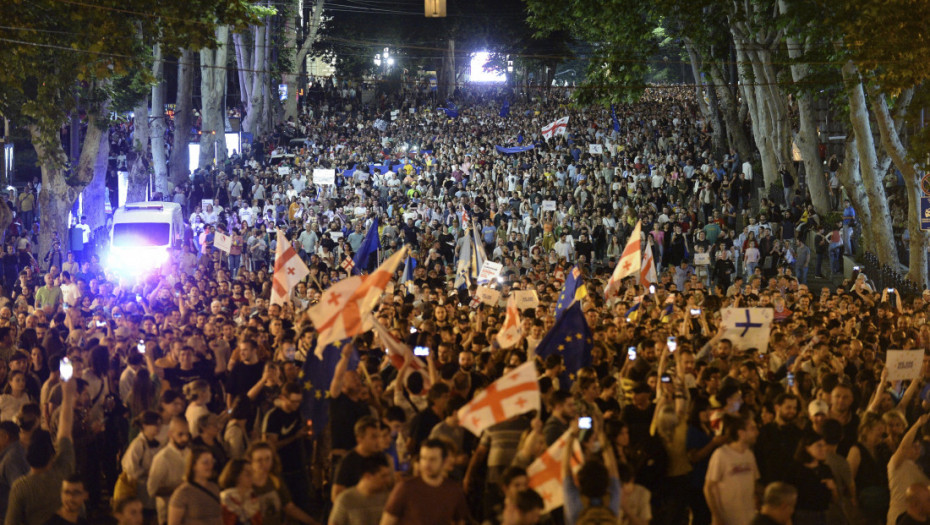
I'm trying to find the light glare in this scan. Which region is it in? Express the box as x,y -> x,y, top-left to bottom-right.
470,52 -> 505,83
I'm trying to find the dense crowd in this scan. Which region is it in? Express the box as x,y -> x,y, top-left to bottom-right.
0,80 -> 925,525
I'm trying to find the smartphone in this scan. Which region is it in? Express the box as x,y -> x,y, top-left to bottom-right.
667,336 -> 677,352
578,417 -> 592,430
409,326 -> 418,334
136,294 -> 142,302
787,372 -> 795,387
649,284 -> 656,294
96,321 -> 106,328
137,340 -> 145,354
887,288 -> 895,293
628,346 -> 637,361
60,357 -> 73,382
661,375 -> 671,383
853,266 -> 861,271
413,346 -> 429,357
690,308 -> 701,316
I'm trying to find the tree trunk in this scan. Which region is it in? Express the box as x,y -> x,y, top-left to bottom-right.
233,33 -> 251,109
127,97 -> 151,203
242,24 -> 266,135
733,41 -> 778,187
262,20 -> 274,132
836,134 -> 874,251
842,60 -> 898,267
709,63 -> 752,161
169,49 -> 194,186
31,104 -> 107,263
284,0 -> 325,123
82,129 -> 109,232
870,87 -> 927,287
151,44 -> 168,197
199,25 -> 229,169
685,41 -> 726,157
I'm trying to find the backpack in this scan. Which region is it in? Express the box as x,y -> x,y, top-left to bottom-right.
575,496 -> 617,525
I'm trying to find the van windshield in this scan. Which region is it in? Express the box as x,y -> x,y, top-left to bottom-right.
112,222 -> 170,247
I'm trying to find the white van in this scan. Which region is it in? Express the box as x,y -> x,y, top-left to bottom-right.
109,202 -> 183,274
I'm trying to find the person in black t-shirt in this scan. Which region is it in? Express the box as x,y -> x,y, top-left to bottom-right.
262,382 -> 312,513
225,339 -> 264,408
162,346 -> 214,392
332,415 -> 388,502
407,382 -> 451,455
42,475 -> 89,525
329,344 -> 373,456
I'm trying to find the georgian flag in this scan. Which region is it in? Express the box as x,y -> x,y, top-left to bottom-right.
640,238 -> 657,289
495,296 -> 522,349
308,247 -> 407,356
271,230 -> 310,306
527,429 -> 584,513
340,256 -> 355,272
605,220 -> 642,298
541,116 -> 569,141
458,361 -> 540,436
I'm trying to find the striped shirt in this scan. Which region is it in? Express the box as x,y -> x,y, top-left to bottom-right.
5,437 -> 74,525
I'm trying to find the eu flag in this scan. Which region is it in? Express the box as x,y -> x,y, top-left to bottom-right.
439,101 -> 459,118
500,100 -> 510,118
554,266 -> 588,321
352,217 -> 380,274
535,302 -> 593,386
299,339 -> 359,428
611,104 -> 621,132
400,255 -> 417,293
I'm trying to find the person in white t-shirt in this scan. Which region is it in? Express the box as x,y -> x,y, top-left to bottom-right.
705,414 -> 760,525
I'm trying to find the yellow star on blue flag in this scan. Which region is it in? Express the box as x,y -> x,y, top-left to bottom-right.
535,302 -> 593,387
555,266 -> 588,321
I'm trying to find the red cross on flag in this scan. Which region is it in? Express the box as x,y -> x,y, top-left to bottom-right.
605,220 -> 642,298
271,230 -> 310,306
495,296 -> 522,349
541,116 -> 569,141
640,237 -> 657,289
527,429 -> 584,513
370,315 -> 428,380
458,361 -> 540,436
308,247 -> 408,357
340,256 -> 355,272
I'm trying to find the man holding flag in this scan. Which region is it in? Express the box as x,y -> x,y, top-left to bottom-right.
353,217 -> 380,274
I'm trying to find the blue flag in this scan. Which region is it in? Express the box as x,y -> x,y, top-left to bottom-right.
299,339 -> 359,428
517,133 -> 524,144
535,302 -> 593,387
400,255 -> 417,292
439,106 -> 459,118
494,145 -> 535,155
499,100 -> 510,118
611,104 -> 621,132
555,266 -> 588,320
352,217 -> 380,274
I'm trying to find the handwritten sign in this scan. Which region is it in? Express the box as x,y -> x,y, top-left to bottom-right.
694,253 -> 710,266
887,350 -> 924,381
477,261 -> 504,285
512,290 -> 539,311
541,200 -> 557,212
278,166 -> 291,175
354,207 -> 368,217
313,168 -> 336,186
589,144 -> 603,155
476,286 -> 501,306
214,232 -> 232,253
201,199 -> 213,210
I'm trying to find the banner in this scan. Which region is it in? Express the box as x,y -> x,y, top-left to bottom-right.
477,261 -> 504,284
214,232 -> 232,253
512,290 -> 540,310
541,200 -> 557,212
475,286 -> 501,306
720,308 -> 774,353
887,350 -> 924,381
313,169 -> 336,186
495,145 -> 535,155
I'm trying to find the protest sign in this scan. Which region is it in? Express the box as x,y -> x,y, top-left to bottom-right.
214,232 -> 232,253
887,350 -> 924,381
477,261 -> 504,284
476,286 -> 501,306
313,169 -> 336,186
542,200 -> 557,212
513,290 -> 540,310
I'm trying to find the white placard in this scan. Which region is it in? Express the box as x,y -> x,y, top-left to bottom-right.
589,144 -> 603,154
476,286 -> 501,306
512,290 -> 539,311
354,207 -> 367,217
541,200 -> 557,212
214,232 -> 232,253
391,109 -> 400,121
409,107 -> 416,114
201,199 -> 213,210
694,253 -> 710,266
313,168 -> 336,186
329,231 -> 344,241
404,212 -> 418,222
720,308 -> 774,353
477,261 -> 504,284
887,350 -> 924,381
278,166 -> 291,175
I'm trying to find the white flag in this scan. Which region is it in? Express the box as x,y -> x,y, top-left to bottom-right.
541,116 -> 569,141
270,230 -> 309,306
458,361 -> 540,436
720,308 -> 774,353
495,296 -> 522,349
527,429 -> 584,513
